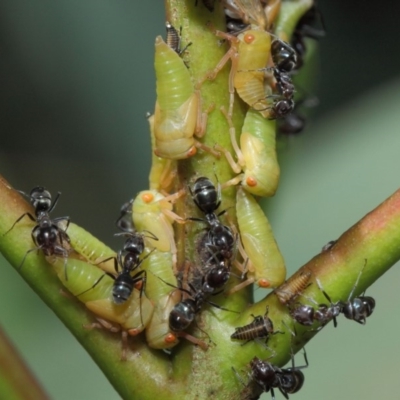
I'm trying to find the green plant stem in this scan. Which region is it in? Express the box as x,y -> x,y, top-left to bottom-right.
250,187 -> 400,361
2,179 -> 400,399
0,326 -> 50,400
274,0 -> 313,41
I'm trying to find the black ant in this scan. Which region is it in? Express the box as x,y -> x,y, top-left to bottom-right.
222,0 -> 262,34
226,18 -> 248,34
223,2 -> 249,35
168,263 -> 235,333
290,262 -> 375,327
115,200 -> 156,303
159,257 -> 236,349
5,187 -> 70,274
189,177 -> 236,263
253,39 -> 297,120
156,177 -> 238,347
168,284 -> 205,333
339,263 -> 375,324
111,233 -> 148,304
268,39 -> 297,120
198,224 -> 237,300
289,288 -> 342,327
167,286 -> 236,349
79,231 -> 156,305
271,39 -> 298,73
234,349 -> 308,399
277,4 -> 325,131
277,94 -> 320,138
249,357 -> 306,400
342,295 -> 375,324
166,282 -> 214,349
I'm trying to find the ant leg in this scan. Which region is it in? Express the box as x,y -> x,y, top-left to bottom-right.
231,367 -> 246,387
75,274 -> 108,297
300,347 -> 309,369
205,298 -> 239,314
94,255 -> 118,273
348,259 -> 368,301
18,246 -> 39,270
53,245 -> 70,281
4,212 -> 36,236
141,230 -> 159,242
135,271 -> 147,327
48,192 -> 61,213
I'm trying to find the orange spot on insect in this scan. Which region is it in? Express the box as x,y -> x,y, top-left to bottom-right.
142,192 -> 154,203
244,33 -> 255,44
258,278 -> 271,288
246,176 -> 257,187
165,333 -> 178,343
187,146 -> 197,157
128,328 -> 141,336
134,281 -> 143,290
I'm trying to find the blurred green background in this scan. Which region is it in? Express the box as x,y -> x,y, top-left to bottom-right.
1,1 -> 400,399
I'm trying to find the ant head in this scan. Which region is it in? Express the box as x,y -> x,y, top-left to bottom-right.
272,99 -> 294,119
276,107 -> 307,137
115,199 -> 134,232
280,369 -> 305,394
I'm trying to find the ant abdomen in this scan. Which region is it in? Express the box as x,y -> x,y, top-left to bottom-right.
169,300 -> 196,332
112,275 -> 136,305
